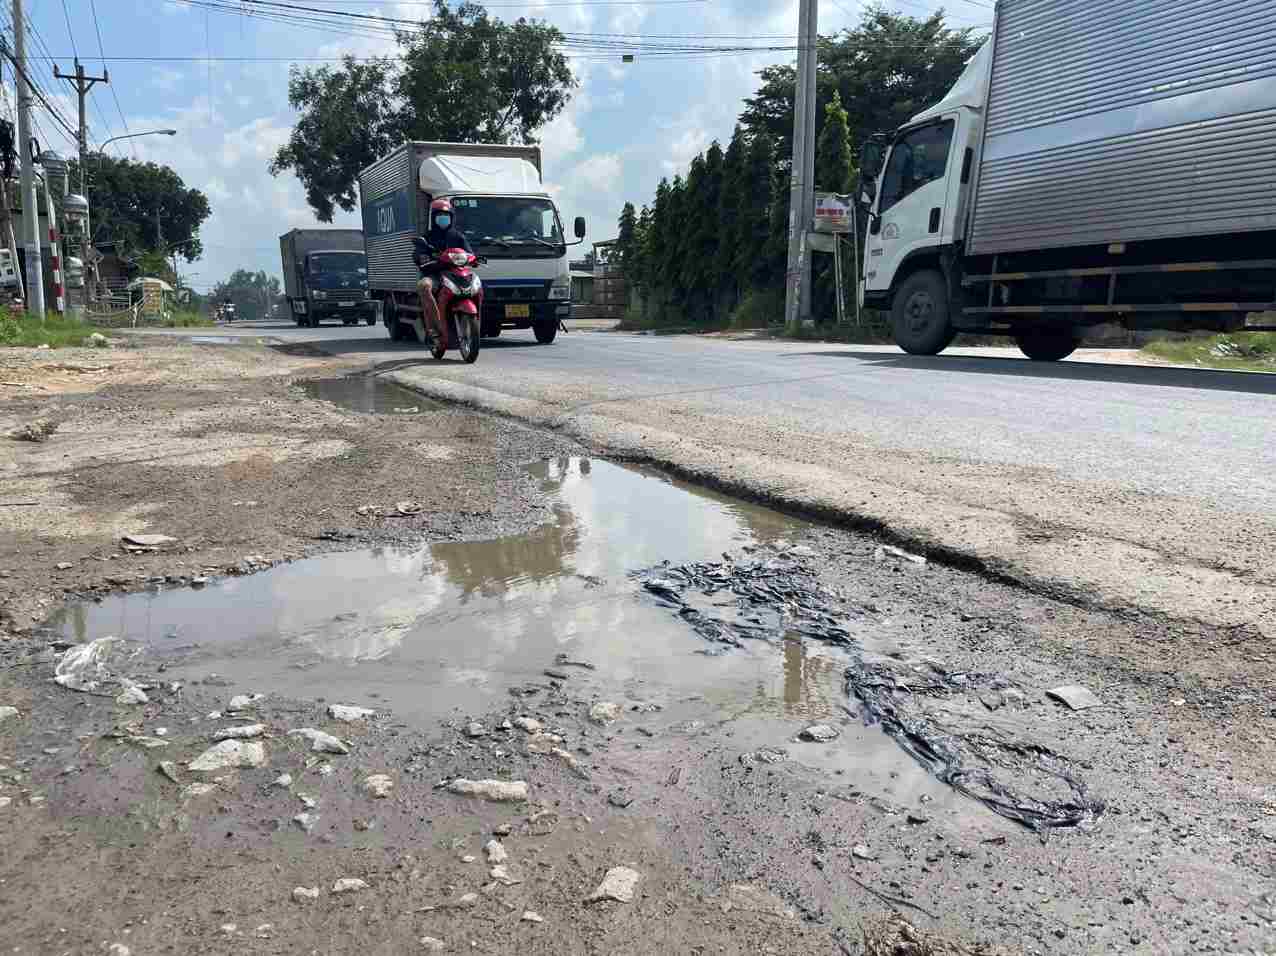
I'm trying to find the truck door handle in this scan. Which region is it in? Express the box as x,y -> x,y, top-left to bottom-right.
929,208 -> 941,233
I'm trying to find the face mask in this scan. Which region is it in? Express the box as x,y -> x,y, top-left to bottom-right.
435,215 -> 451,228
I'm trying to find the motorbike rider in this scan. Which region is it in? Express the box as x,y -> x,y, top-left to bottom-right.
415,198 -> 472,346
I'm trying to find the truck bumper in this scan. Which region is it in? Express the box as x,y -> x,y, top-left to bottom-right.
481,300 -> 569,331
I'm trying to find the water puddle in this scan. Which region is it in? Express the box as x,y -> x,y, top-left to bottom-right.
299,375 -> 438,414
49,457 -> 1004,823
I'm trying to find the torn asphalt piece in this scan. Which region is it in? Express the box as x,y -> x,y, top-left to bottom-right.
845,659 -> 1105,834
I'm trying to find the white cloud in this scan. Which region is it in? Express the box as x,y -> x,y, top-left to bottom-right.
571,153 -> 623,192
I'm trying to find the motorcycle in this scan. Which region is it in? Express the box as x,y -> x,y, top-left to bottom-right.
414,238 -> 484,364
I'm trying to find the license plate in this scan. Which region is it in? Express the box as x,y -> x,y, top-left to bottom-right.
505,304 -> 530,319
339,301 -> 355,308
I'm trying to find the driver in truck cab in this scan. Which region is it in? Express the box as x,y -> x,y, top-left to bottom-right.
415,198 -> 472,345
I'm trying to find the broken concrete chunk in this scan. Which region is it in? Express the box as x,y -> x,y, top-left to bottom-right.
446,778 -> 529,803
331,878 -> 369,894
293,812 -> 319,833
484,839 -> 508,864
292,886 -> 320,903
490,864 -> 523,886
526,732 -> 564,754
586,866 -> 640,904
588,702 -> 621,725
228,693 -> 264,710
551,747 -> 588,778
464,721 -> 487,738
181,782 -> 217,799
363,774 -> 394,798
878,544 -> 926,565
122,534 -> 178,548
852,844 -> 877,861
722,884 -> 798,920
513,716 -> 542,733
1046,685 -> 1102,711
157,761 -> 182,784
798,724 -> 839,743
521,911 -> 544,924
189,739 -> 267,772
0,706 -> 20,722
114,682 -> 150,706
289,728 -> 350,754
272,772 -> 293,789
327,704 -> 375,722
213,723 -> 266,741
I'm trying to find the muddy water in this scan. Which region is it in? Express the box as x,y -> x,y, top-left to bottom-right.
52,457 -> 974,815
298,375 -> 438,414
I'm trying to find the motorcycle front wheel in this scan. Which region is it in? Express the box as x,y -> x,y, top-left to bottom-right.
457,313 -> 481,364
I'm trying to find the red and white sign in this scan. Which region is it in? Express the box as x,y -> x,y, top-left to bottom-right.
813,193 -> 853,233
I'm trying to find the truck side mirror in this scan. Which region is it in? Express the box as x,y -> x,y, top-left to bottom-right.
574,217 -> 586,239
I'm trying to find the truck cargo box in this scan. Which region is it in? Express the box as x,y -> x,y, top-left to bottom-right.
968,0 -> 1276,256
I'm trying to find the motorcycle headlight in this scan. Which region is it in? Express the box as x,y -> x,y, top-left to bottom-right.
448,250 -> 469,266
442,276 -> 461,296
548,278 -> 570,300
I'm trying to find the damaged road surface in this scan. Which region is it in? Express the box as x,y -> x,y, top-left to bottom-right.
2,347 -> 1275,954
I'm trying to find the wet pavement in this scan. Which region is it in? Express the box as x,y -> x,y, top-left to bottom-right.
298,375 -> 439,414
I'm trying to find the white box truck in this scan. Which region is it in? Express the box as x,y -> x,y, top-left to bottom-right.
858,0 -> 1276,360
358,142 -> 585,345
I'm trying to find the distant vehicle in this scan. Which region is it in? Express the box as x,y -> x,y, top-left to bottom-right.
857,0 -> 1276,361
358,142 -> 585,346
279,228 -> 375,328
219,300 -> 237,323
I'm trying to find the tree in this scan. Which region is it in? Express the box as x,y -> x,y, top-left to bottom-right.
271,0 -> 577,222
817,90 -> 856,194
74,155 -> 211,261
212,269 -> 282,321
736,132 -> 775,291
633,203 -> 652,297
615,202 -> 638,275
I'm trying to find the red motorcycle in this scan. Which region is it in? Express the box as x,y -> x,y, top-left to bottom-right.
417,241 -> 484,364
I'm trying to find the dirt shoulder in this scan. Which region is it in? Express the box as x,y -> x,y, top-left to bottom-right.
0,338 -> 572,634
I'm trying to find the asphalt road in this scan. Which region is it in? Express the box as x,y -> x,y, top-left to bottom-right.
177,318 -> 1276,633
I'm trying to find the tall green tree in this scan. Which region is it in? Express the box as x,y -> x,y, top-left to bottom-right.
615,202 -> 638,275
271,0 -> 577,221
817,90 -> 856,194
683,143 -> 725,316
634,203 -> 652,296
74,155 -> 211,261
717,127 -> 747,309
736,132 -> 775,291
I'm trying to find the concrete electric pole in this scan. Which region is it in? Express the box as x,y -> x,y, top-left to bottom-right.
12,0 -> 44,316
783,0 -> 818,330
55,61 -> 107,305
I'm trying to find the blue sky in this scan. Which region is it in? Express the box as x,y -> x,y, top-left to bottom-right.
25,0 -> 987,293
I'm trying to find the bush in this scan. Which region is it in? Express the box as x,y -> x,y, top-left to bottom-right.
0,310 -> 98,348
730,289 -> 783,330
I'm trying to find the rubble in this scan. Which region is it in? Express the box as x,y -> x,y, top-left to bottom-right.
521,911 -> 544,923
363,774 -> 394,798
189,740 -> 267,772
526,732 -> 564,754
513,716 -> 542,733
331,878 -> 369,894
213,723 -> 266,741
228,693 -> 265,710
446,778 -> 529,802
9,419 -> 57,442
490,864 -> 523,886
0,706 -> 19,722
272,773 -> 293,788
464,721 -> 487,738
588,702 -> 621,725
586,866 -> 640,904
289,728 -> 350,754
722,884 -> 797,920
122,534 -> 179,548
799,724 -> 839,742
1046,685 -> 1103,711
327,704 -> 375,722
157,761 -> 182,784
115,682 -> 150,706
293,812 -> 319,832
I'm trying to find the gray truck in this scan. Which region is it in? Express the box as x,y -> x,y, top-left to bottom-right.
857,0 -> 1276,360
279,228 -> 376,328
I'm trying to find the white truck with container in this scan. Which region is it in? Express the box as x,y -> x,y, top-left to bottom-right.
358,142 -> 585,345
857,0 -> 1276,360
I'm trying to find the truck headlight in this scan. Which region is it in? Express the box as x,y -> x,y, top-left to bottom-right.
549,279 -> 570,300
313,290 -> 328,300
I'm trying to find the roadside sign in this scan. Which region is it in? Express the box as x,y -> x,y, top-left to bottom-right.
814,193 -> 853,233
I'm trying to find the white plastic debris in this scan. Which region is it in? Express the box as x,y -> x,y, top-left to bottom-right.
521,911 -> 544,923
212,723 -> 266,741
331,877 -> 369,894
292,886 -> 320,903
114,681 -> 149,706
188,739 -> 267,772
54,637 -> 133,694
0,706 -> 19,722
586,866 -> 640,903
446,778 -> 529,802
272,772 -> 293,788
122,534 -> 178,548
228,693 -> 264,710
363,774 -> 394,798
484,839 -> 508,864
289,728 -> 349,754
327,704 -> 375,722
293,812 -> 319,833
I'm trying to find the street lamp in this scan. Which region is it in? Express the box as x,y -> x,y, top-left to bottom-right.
98,129 -> 178,163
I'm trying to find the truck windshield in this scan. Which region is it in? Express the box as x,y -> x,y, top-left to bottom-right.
309,253 -> 367,274
879,120 -> 955,214
451,197 -> 564,254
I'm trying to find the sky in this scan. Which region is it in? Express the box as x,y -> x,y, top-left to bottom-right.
20,0 -> 989,294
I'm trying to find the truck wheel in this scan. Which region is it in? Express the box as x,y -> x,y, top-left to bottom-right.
891,270 -> 955,356
365,314 -> 376,326
1015,328 -> 1077,362
533,319 -> 558,344
386,300 -> 407,342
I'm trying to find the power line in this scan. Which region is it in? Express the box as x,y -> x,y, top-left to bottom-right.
60,0 -> 78,60
89,0 -> 137,158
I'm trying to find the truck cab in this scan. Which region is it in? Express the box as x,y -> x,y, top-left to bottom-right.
299,250 -> 372,327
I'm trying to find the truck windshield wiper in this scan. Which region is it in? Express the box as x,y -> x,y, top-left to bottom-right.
509,234 -> 562,249
476,236 -> 512,248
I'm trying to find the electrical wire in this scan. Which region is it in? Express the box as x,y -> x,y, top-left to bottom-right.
90,0 -> 138,158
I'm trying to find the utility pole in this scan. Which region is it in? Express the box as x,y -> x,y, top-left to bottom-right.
783,0 -> 818,329
55,61 -> 107,306
13,0 -> 44,316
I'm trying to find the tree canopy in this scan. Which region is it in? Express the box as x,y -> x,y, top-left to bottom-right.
619,8 -> 983,325
271,0 -> 576,222
73,155 -> 211,262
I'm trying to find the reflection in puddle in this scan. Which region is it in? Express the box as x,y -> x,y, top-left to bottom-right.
51,458 -> 817,724
299,375 -> 440,414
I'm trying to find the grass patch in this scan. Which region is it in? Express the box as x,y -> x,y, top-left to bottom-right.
0,311 -> 101,348
154,310 -> 214,328
615,305 -> 731,334
1142,331 -> 1276,372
